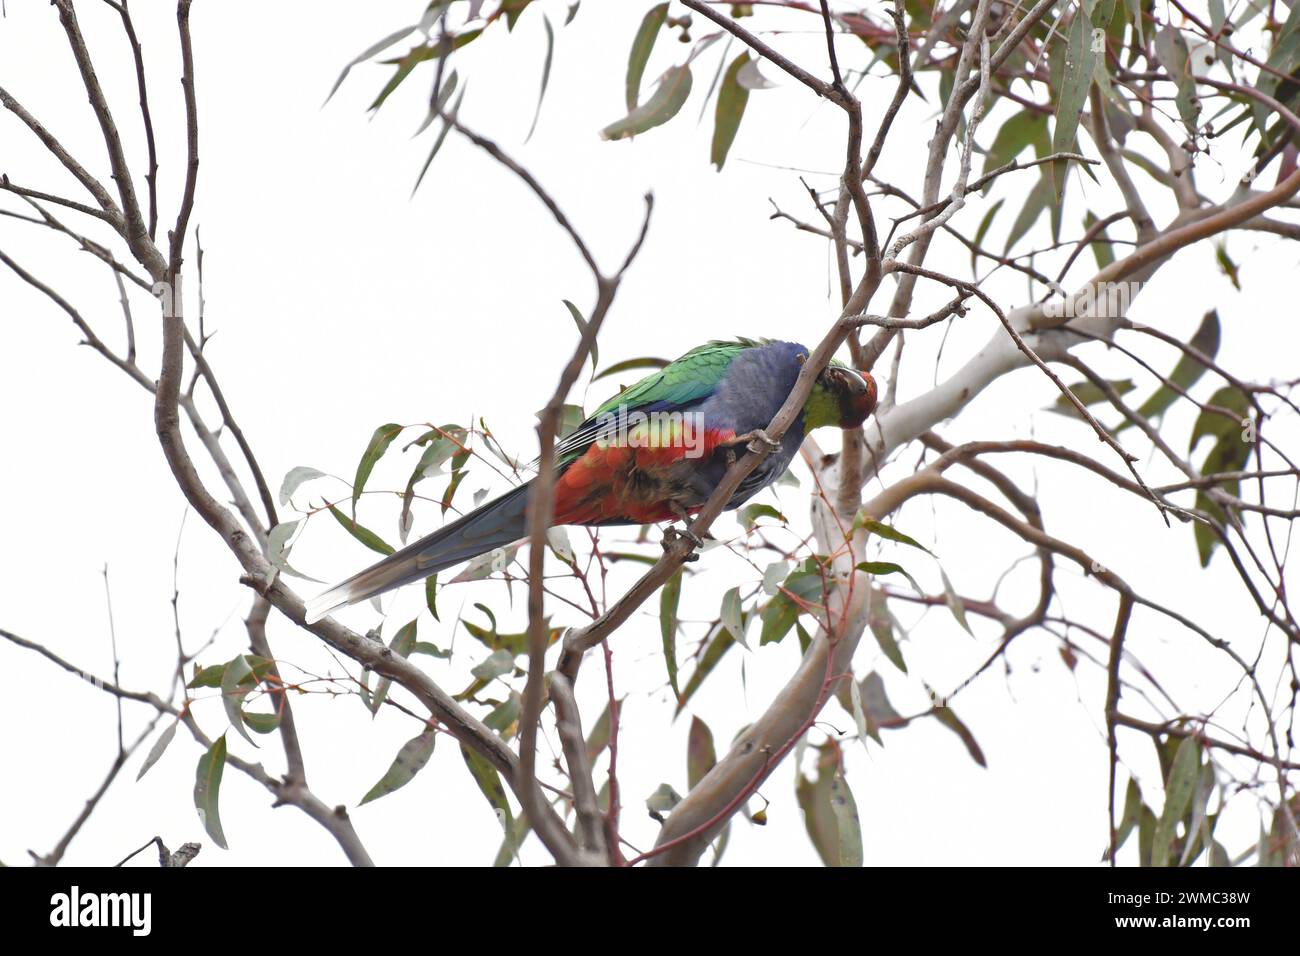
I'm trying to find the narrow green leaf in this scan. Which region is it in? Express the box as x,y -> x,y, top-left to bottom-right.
328,503 -> 395,557
413,86 -> 466,192
194,735 -> 228,850
1052,12 -> 1099,193
720,586 -> 748,648
867,598 -> 907,673
352,423 -> 403,510
525,14 -> 555,142
327,22 -> 419,104
711,52 -> 750,170
1126,310 -> 1220,426
220,655 -> 259,747
370,618 -> 419,714
425,573 -> 440,621
360,729 -> 436,805
1153,736 -> 1201,866
661,569 -> 683,697
563,299 -> 598,372
980,110 -> 1048,184
135,719 -> 179,782
687,715 -> 716,789
829,772 -> 864,867
603,64 -> 693,141
940,567 -> 973,636
1004,170 -> 1051,251
1048,378 -> 1135,416
461,744 -> 515,830
933,706 -> 986,767
626,3 -> 670,110
856,516 -> 933,554
855,561 -> 923,594
1153,25 -> 1199,134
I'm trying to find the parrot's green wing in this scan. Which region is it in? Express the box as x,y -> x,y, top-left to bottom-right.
547,339 -> 756,468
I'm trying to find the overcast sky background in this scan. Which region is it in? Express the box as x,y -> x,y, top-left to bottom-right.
2,0 -> 1297,866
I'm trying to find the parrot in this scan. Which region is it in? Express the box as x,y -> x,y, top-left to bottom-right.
305,338 -> 877,623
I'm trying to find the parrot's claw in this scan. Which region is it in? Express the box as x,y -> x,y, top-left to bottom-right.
727,428 -> 781,455
662,525 -> 703,558
667,502 -> 710,552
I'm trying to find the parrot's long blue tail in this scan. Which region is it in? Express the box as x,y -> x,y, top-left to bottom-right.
304,483 -> 532,623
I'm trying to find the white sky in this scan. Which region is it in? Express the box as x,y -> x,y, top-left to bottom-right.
1,0 -> 1297,866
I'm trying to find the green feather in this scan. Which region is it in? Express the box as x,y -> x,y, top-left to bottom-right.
590,339 -> 750,419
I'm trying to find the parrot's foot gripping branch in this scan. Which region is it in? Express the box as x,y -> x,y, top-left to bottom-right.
667,501 -> 709,554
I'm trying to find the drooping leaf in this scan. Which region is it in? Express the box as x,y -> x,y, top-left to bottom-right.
369,618 -> 419,714
328,503 -> 395,556
1152,736 -> 1201,866
856,516 -> 933,554
711,52 -> 750,170
461,744 -> 515,831
795,742 -> 862,866
971,198 -> 1004,270
660,569 -> 683,697
1153,25 -> 1199,135
626,3 -> 670,110
1052,12 -> 1099,195
1125,310 -> 1220,427
1004,169 -> 1052,251
371,31 -> 480,113
829,771 -> 863,867
525,14 -> 555,141
980,110 -> 1048,185
563,299 -> 598,373
352,423 -> 403,510
136,719 -> 179,782
687,715 -> 716,789
359,729 -> 436,805
940,567 -> 974,636
194,735 -> 228,850
866,593 -> 907,673
220,654 -> 261,747
413,85 -> 465,192
602,64 -> 693,141
720,586 -> 748,648
933,706 -> 986,767
327,22 -> 420,104
1083,210 -> 1116,269
1048,377 -> 1135,416
425,574 -> 440,621
855,561 -> 923,594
